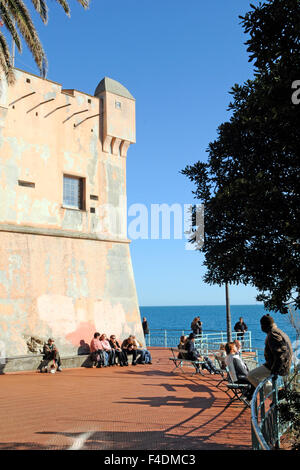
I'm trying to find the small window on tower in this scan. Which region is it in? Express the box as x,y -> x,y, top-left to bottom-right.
115,101 -> 122,109
63,175 -> 85,210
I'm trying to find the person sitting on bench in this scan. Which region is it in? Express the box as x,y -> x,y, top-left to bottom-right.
90,332 -> 105,367
130,335 -> 152,364
225,342 -> 255,400
185,333 -> 202,372
109,335 -> 128,366
43,338 -> 62,372
100,334 -> 115,366
121,337 -> 138,365
177,336 -> 188,359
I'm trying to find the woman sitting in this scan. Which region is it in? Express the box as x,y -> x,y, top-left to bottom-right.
214,343 -> 227,370
177,335 -> 188,359
225,342 -> 255,400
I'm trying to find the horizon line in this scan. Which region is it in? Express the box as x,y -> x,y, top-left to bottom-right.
139,303 -> 264,308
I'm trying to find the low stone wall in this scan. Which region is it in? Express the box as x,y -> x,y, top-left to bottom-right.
0,354 -> 93,374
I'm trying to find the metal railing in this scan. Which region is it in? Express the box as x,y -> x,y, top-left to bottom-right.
251,366 -> 299,449
144,329 -> 252,351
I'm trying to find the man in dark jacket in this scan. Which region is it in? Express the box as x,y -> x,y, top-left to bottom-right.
234,317 -> 248,344
247,315 -> 293,394
185,333 -> 201,373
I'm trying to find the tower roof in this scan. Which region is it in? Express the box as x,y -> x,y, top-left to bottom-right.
94,77 -> 134,100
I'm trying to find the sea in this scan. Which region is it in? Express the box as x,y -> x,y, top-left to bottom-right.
139,305 -> 299,364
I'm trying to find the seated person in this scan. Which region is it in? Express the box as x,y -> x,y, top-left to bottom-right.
185,333 -> 201,372
90,332 -> 105,368
177,336 -> 188,358
43,338 -> 62,371
130,335 -> 152,364
225,342 -> 255,400
100,334 -> 115,366
202,355 -> 220,374
185,334 -> 219,375
215,343 -> 227,370
121,337 -> 138,365
109,335 -> 128,366
233,339 -> 242,356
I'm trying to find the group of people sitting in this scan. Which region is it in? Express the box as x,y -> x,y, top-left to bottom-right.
41,334 -> 152,372
178,333 -> 255,400
89,333 -> 152,368
177,333 -> 222,375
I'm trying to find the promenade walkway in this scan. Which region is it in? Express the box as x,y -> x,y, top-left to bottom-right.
0,348 -> 251,450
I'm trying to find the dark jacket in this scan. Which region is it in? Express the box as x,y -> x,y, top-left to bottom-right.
109,340 -> 121,350
234,321 -> 248,333
191,321 -> 202,335
264,326 -> 293,376
185,340 -> 199,361
142,321 -> 149,334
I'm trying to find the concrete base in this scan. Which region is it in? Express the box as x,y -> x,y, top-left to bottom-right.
0,354 -> 93,374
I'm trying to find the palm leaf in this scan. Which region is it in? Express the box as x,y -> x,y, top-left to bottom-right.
5,0 -> 47,76
54,0 -> 70,16
0,31 -> 15,83
0,2 -> 22,52
30,0 -> 48,24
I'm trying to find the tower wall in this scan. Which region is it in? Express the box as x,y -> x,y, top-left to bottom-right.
0,69 -> 142,357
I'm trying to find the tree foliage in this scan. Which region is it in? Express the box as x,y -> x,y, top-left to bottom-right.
182,0 -> 300,313
0,0 -> 89,84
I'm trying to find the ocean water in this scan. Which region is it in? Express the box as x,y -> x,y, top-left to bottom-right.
139,305 -> 298,363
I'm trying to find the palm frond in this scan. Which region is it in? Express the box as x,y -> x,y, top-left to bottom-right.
0,3 -> 22,52
54,0 -> 71,17
5,0 -> 48,76
31,0 -> 48,24
76,0 -> 89,8
0,31 -> 15,84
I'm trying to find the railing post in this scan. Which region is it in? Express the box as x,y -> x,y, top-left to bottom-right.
164,330 -> 167,348
251,396 -> 260,450
148,330 -> 151,347
272,375 -> 280,449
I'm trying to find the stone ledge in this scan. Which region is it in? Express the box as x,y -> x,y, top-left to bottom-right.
0,354 -> 93,374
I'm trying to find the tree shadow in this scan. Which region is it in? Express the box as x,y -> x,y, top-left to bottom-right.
0,427 -> 250,450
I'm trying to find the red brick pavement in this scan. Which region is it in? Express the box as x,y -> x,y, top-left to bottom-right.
0,348 -> 251,450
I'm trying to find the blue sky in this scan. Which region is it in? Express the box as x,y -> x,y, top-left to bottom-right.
12,0 -> 262,306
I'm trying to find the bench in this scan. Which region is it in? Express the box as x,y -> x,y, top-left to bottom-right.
169,347 -> 206,375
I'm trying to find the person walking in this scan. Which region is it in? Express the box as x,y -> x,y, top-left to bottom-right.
247,315 -> 293,395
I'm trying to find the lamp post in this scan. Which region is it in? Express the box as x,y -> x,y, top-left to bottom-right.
225,282 -> 232,342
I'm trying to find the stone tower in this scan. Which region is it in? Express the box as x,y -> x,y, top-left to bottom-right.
0,69 -> 143,359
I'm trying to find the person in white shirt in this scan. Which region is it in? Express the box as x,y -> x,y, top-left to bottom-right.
225,342 -> 255,400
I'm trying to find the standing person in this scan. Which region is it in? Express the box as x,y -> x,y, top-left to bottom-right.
234,317 -> 248,343
247,315 -> 293,395
191,317 -> 202,336
142,317 -> 150,345
43,338 -> 62,372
